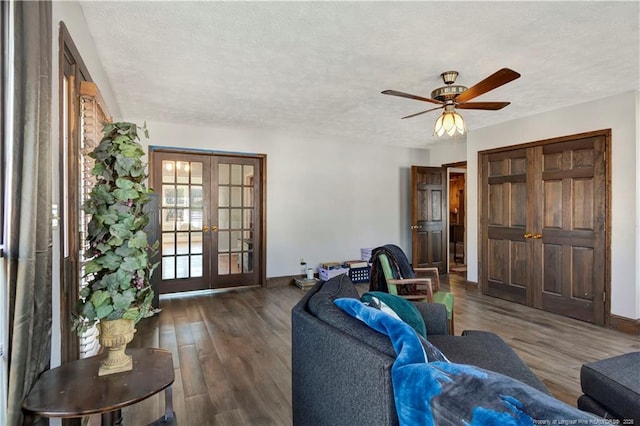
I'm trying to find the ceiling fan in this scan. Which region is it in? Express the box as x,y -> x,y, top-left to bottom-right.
382,68 -> 521,136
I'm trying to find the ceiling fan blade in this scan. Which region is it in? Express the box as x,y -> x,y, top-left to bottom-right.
401,106 -> 444,119
456,101 -> 511,110
455,68 -> 521,103
381,90 -> 443,105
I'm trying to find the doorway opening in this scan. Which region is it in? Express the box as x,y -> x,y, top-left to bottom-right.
447,166 -> 466,276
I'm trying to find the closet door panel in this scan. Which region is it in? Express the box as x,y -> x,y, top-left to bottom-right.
481,150 -> 531,304
536,136 -> 606,324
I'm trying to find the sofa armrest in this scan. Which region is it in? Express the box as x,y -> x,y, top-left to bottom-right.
414,302 -> 449,335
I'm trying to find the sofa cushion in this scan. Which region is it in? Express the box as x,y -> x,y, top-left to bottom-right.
428,331 -> 550,394
361,291 -> 427,338
580,352 -> 640,421
307,274 -> 397,358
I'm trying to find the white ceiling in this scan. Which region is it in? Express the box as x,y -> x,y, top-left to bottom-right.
78,1 -> 640,149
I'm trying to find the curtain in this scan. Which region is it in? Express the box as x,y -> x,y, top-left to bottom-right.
6,2 -> 52,425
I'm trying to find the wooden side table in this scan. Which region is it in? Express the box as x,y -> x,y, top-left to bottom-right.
23,347 -> 175,425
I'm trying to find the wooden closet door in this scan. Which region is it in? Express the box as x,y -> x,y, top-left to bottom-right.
480,130 -> 609,325
533,136 -> 606,324
480,148 -> 533,304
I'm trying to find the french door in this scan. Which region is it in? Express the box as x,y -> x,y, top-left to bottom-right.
151,150 -> 264,293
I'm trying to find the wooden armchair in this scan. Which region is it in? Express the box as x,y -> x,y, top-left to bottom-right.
415,267 -> 454,335
378,253 -> 454,334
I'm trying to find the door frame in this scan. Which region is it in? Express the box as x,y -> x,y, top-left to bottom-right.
149,146 -> 267,292
477,129 -> 611,325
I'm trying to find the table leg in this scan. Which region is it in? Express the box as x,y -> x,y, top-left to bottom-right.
101,409 -> 122,426
164,384 -> 175,421
148,385 -> 176,425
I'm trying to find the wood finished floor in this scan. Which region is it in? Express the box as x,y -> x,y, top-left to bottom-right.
122,274 -> 639,425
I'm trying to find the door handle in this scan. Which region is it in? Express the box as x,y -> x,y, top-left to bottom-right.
203,226 -> 209,232
524,233 -> 533,239
533,233 -> 543,239
212,225 -> 218,232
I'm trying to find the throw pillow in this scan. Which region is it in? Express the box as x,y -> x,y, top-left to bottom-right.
362,295 -> 403,321
361,291 -> 427,338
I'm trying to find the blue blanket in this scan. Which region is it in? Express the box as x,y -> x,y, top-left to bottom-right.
334,298 -> 601,426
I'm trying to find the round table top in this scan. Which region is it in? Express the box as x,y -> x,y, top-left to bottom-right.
23,347 -> 174,418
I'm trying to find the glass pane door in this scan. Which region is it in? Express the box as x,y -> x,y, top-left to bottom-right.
152,151 -> 261,293
158,155 -> 210,292
216,162 -> 255,277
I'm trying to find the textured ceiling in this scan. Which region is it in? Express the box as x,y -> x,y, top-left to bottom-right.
78,1 -> 639,148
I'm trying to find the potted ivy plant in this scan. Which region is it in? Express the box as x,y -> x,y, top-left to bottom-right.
72,121 -> 158,375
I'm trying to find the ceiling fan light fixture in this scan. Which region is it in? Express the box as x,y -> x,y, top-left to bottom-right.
434,110 -> 466,137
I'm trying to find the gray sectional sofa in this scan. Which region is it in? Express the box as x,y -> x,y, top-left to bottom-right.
291,274 -> 566,425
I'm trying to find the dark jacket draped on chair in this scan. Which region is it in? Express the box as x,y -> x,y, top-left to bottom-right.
369,244 -> 416,293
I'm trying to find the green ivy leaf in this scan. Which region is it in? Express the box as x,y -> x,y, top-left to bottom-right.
122,307 -> 140,321
112,290 -> 136,311
80,286 -> 91,298
81,301 -> 97,321
92,162 -> 106,177
113,188 -> 140,201
129,230 -> 148,249
114,155 -> 136,176
108,235 -> 124,247
90,184 -> 114,205
98,251 -> 122,270
110,223 -> 133,240
84,259 -> 102,275
102,269 -> 130,292
116,178 -> 135,190
95,303 -> 114,319
100,211 -> 119,226
90,290 -> 109,308
115,245 -> 136,257
121,255 -> 142,272
89,276 -> 107,290
120,143 -> 144,158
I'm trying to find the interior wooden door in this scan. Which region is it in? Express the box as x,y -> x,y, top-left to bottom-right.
479,130 -> 609,325
534,136 -> 606,324
480,148 -> 532,305
152,151 -> 264,293
411,166 -> 447,273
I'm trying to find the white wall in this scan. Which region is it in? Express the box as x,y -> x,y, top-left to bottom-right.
464,90 -> 639,320
426,137 -> 467,167
136,121 -> 430,277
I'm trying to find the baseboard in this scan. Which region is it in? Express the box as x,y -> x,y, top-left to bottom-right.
609,314 -> 640,335
266,275 -> 304,288
464,280 -> 479,291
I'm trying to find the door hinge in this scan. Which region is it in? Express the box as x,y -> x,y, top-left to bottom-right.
602,292 -> 606,303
